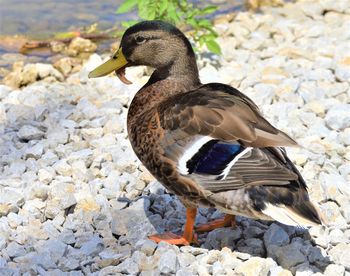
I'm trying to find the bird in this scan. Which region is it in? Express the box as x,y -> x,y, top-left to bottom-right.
88,20 -> 323,246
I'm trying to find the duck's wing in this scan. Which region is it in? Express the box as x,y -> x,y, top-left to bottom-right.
157,83 -> 299,190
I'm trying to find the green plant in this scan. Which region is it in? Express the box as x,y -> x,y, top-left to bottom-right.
116,0 -> 221,55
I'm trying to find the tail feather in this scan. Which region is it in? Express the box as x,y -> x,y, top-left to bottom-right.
261,147 -> 325,227
262,201 -> 324,227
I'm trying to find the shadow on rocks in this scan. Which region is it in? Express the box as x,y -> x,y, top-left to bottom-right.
131,181 -> 333,274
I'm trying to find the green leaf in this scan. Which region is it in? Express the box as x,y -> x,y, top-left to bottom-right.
121,20 -> 139,28
187,18 -> 198,27
138,0 -> 156,19
166,2 -> 180,23
116,0 -> 138,14
197,19 -> 211,28
201,33 -> 216,41
117,0 -> 221,56
206,39 -> 221,55
159,0 -> 168,16
198,35 -> 205,46
201,5 -> 217,15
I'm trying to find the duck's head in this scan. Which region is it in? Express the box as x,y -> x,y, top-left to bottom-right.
88,20 -> 199,85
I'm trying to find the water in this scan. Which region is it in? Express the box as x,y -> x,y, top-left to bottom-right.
0,0 -> 244,62
0,0 -> 243,38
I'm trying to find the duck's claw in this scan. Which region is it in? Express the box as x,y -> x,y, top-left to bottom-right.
195,214 -> 236,233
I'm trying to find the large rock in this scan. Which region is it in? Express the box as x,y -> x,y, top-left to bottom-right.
17,125 -> 44,141
203,226 -> 242,249
264,223 -> 290,247
275,243 -> 307,269
237,238 -> 265,256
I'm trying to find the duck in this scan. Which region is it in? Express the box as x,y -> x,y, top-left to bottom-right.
89,20 -> 323,246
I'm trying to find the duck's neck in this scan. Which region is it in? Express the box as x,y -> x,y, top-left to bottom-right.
147,51 -> 201,89
128,48 -> 201,124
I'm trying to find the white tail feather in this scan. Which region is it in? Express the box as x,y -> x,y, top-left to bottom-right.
262,203 -> 319,227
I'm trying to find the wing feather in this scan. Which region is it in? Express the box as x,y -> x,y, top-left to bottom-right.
190,147 -> 297,192
158,83 -> 297,148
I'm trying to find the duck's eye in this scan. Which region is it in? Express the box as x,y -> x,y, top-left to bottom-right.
135,36 -> 147,44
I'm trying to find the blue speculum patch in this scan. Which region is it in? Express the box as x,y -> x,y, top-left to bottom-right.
187,140 -> 243,175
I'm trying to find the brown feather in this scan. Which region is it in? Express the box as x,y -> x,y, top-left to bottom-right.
158,83 -> 297,147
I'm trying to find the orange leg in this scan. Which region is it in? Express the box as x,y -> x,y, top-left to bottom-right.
195,214 -> 236,233
149,208 -> 198,246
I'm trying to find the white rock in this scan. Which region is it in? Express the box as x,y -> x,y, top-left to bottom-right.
68,149 -> 93,162
7,160 -> 26,175
158,250 -> 178,274
269,266 -> 292,276
340,128 -> 350,146
50,182 -> 76,209
79,235 -> 104,256
17,125 -> 44,141
38,168 -> 55,183
329,243 -> 350,270
40,150 -> 59,166
235,257 -> 275,276
0,237 -> 7,251
0,188 -> 25,211
81,53 -> 102,74
324,264 -> 345,276
81,127 -> 103,140
139,240 -> 157,256
24,142 -> 44,159
7,213 -> 23,229
329,228 -> 348,245
53,160 -> 72,176
6,242 -> 26,258
0,85 -> 10,99
325,104 -> 350,130
46,127 -> 69,147
199,64 -> 220,83
36,63 -> 64,80
320,0 -> 350,14
71,160 -> 90,181
115,258 -> 139,275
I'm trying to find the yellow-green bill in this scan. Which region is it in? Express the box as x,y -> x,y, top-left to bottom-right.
88,48 -> 128,78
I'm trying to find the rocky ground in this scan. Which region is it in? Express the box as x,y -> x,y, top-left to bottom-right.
0,0 -> 350,275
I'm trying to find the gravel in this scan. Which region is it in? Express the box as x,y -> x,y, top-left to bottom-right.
0,0 -> 349,275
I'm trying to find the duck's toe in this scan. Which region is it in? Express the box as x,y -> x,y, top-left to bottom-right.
149,232 -> 198,246
195,214 -> 236,233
